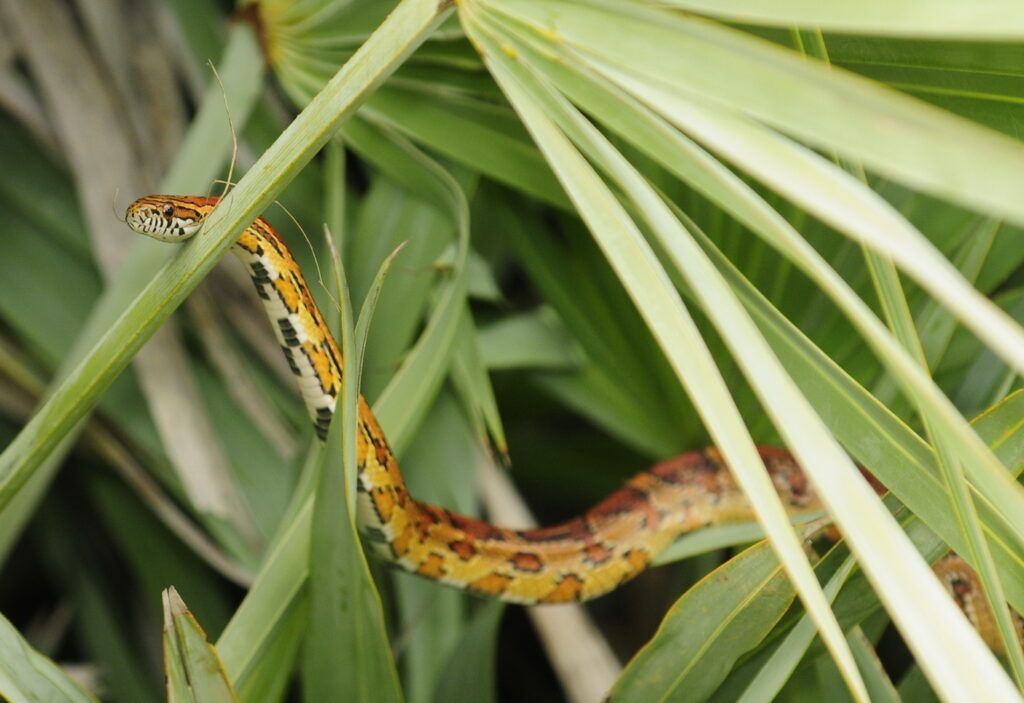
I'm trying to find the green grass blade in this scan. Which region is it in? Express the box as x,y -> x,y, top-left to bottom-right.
217,497 -> 314,690
478,13 -> 1024,566
431,602 -> 504,703
690,221 -> 1024,608
862,246 -> 1024,680
476,309 -> 581,371
0,611 -> 98,703
0,22 -> 265,564
848,628 -> 901,703
815,13 -> 1024,664
218,124 -> 469,693
584,75 -> 1024,543
371,144 -> 471,456
303,224 -> 404,702
610,541 -> 795,702
657,0 -> 1024,39
393,391 -> 481,703
578,53 -> 1024,384
163,587 -> 237,703
470,11 -> 1021,697
464,10 -> 869,698
618,390 -> 1024,702
450,306 -> 508,456
490,0 -> 1024,224
0,0 -> 450,515
734,556 -> 858,703
364,87 -> 569,209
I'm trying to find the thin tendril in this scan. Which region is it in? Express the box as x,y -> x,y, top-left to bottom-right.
111,187 -> 127,223
202,60 -> 239,235
211,60 -> 238,203
276,202 -> 342,316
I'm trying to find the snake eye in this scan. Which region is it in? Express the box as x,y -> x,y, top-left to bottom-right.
162,205 -> 174,219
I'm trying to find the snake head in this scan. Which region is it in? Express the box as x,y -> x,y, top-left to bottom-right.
125,196 -> 206,242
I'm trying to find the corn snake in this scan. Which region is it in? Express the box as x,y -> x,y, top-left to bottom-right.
125,195 -> 1020,650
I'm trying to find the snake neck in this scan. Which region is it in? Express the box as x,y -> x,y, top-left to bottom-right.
232,221 -> 346,440
228,218 -> 415,549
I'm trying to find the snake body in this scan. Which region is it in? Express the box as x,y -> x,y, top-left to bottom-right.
124,196 -> 1018,642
